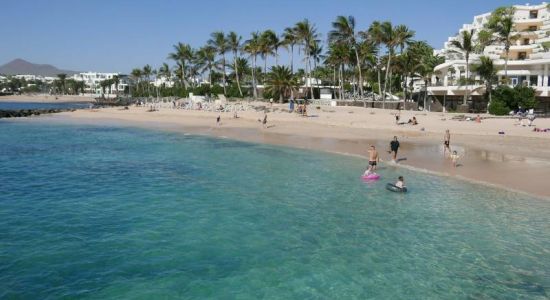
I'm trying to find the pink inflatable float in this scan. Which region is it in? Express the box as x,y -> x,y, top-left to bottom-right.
361,173 -> 380,181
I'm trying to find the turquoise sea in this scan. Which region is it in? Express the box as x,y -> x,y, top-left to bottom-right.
1,120 -> 549,299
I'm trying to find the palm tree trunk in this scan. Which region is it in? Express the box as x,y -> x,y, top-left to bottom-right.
308,55 -> 314,99
340,65 -> 344,100
234,54 -> 243,97
354,48 -> 364,99
275,48 -> 279,66
264,57 -> 267,84
290,44 -> 294,74
377,64 -> 382,102
464,55 -> 469,105
222,54 -> 227,95
383,50 -> 393,109
424,80 -> 428,111
504,48 -> 509,80
252,55 -> 258,99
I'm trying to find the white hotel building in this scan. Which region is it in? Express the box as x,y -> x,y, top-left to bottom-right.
428,2 -> 550,113
72,72 -> 128,95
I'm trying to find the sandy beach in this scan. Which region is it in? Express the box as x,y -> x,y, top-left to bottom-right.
41,102 -> 549,200
0,94 -> 95,103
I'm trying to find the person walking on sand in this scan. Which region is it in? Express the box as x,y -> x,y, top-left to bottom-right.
395,110 -> 401,125
389,136 -> 400,162
262,113 -> 268,128
364,145 -> 379,175
444,129 -> 451,156
216,115 -> 221,126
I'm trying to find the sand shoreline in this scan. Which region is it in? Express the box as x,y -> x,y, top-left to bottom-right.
31,104 -> 548,200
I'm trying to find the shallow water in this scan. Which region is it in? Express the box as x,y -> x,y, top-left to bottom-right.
0,120 -> 549,299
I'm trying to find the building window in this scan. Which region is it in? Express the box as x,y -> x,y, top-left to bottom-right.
530,10 -> 538,19
523,38 -> 530,45
518,52 -> 527,60
511,77 -> 519,86
528,25 -> 538,31
529,75 -> 538,86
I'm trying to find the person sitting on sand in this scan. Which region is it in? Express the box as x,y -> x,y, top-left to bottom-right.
450,150 -> 460,167
475,115 -> 481,123
408,117 -> 418,125
364,145 -> 379,175
395,176 -> 405,189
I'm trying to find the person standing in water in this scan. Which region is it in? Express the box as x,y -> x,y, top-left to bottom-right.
389,136 -> 400,162
444,129 -> 451,156
365,145 -> 379,175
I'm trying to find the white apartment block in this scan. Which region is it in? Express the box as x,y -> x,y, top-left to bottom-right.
72,72 -> 128,95
429,2 -> 550,112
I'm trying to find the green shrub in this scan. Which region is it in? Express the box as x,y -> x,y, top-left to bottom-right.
488,99 -> 510,115
490,85 -> 538,115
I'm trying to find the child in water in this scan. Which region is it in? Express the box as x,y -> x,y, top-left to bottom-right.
450,150 -> 460,167
395,176 -> 405,188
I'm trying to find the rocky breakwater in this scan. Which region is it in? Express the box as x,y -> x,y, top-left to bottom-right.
0,108 -> 76,119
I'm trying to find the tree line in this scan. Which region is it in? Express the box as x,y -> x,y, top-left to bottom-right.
129,16 -> 445,105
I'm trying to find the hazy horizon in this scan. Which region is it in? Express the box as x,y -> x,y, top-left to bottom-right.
2,0 -> 521,74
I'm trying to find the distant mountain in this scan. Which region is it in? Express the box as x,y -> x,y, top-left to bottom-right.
0,59 -> 78,76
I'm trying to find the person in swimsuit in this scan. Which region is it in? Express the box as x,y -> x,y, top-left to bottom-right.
365,145 -> 379,175
216,115 -> 221,126
444,129 -> 451,156
395,176 -> 405,188
389,136 -> 400,162
450,151 -> 460,167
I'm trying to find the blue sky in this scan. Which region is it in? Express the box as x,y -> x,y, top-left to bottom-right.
1,0 -> 519,73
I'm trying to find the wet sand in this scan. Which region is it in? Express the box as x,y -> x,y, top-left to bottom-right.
38,104 -> 550,200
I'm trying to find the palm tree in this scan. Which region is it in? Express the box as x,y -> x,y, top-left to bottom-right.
208,31 -> 228,95
260,30 -> 277,81
487,7 -> 517,80
294,19 -> 319,99
131,68 -> 142,95
265,66 -> 297,103
310,41 -> 324,96
168,42 -> 193,88
227,31 -> 244,97
112,75 -> 120,95
143,65 -> 152,96
326,42 -> 350,99
244,31 -> 262,98
196,46 -> 217,90
378,22 -> 397,101
56,73 -> 67,95
472,56 -> 498,105
362,22 -> 384,101
415,52 -> 445,111
282,27 -> 298,73
329,16 -> 364,98
450,29 -> 474,105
